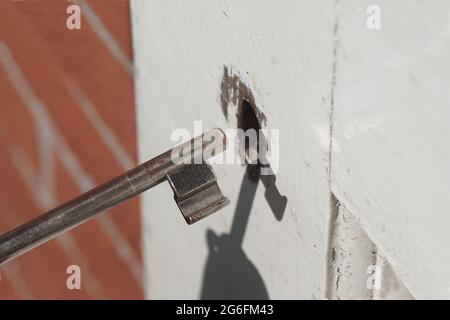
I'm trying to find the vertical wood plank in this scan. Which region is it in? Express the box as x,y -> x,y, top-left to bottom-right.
131,0 -> 336,299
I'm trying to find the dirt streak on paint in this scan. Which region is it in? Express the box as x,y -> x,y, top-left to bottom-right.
219,65 -> 266,126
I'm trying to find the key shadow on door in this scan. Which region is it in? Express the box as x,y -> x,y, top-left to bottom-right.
200,164 -> 287,299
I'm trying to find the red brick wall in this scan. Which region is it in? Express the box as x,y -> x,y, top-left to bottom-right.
0,0 -> 143,299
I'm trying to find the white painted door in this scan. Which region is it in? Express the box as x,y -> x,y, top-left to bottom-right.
131,0 -> 450,299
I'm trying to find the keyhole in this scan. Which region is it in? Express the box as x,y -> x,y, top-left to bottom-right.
237,99 -> 261,181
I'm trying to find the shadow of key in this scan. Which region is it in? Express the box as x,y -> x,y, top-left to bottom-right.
201,165 -> 287,299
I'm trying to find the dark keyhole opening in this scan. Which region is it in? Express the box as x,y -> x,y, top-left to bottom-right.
237,99 -> 261,181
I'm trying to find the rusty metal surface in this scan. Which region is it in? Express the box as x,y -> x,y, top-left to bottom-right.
0,129 -> 229,265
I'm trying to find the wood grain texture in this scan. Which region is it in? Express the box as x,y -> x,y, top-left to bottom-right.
327,197 -> 412,299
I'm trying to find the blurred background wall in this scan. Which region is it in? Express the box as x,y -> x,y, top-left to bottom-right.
0,0 -> 143,299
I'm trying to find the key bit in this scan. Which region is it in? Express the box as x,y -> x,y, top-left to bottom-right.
168,162 -> 230,224
0,128 -> 229,265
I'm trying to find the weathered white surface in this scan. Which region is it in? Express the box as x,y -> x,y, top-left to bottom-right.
131,0 -> 335,299
132,0 -> 450,299
332,0 -> 450,299
327,199 -> 412,300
